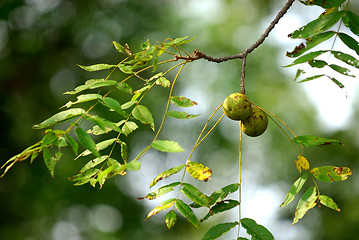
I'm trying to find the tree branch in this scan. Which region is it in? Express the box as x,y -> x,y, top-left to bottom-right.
193,0 -> 295,63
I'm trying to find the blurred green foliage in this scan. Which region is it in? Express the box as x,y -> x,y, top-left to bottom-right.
1,0 -> 359,239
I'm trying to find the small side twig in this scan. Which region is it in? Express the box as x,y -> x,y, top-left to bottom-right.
240,57 -> 246,94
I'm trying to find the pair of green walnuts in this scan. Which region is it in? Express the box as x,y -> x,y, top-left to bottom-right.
223,93 -> 268,137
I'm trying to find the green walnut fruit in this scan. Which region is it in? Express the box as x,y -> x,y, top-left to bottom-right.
241,106 -> 268,137
223,93 -> 252,121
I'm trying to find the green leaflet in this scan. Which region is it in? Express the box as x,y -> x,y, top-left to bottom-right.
79,155 -> 108,172
201,222 -> 239,240
155,77 -> 170,88
78,63 -> 116,72
342,11 -> 359,36
150,164 -> 186,188
41,131 -> 59,147
64,79 -> 118,95
121,121 -> 138,136
280,172 -> 309,207
126,160 -> 141,171
292,186 -> 317,224
299,0 -> 347,9
142,182 -> 181,200
293,135 -> 344,147
181,183 -> 210,207
33,108 -> 86,129
61,94 -> 102,108
166,111 -> 200,119
319,195 -> 340,212
132,105 -> 155,131
208,183 -> 240,205
175,199 -> 200,228
241,218 -> 274,240
112,41 -> 131,55
43,148 -> 58,178
201,200 -> 240,222
97,97 -> 129,117
338,32 -> 359,55
69,168 -> 100,186
289,11 -> 344,39
283,50 -> 329,67
331,51 -> 359,69
75,138 -> 117,160
151,140 -> 184,153
117,82 -> 133,94
170,96 -> 198,107
75,128 -> 100,157
311,166 -> 352,182
165,210 -> 177,229
146,198 -> 176,219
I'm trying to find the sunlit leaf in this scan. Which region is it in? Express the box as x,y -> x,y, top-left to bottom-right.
208,183 -> 240,205
121,121 -> 138,136
69,168 -> 100,185
292,186 -> 317,224
311,166 -> 352,182
283,50 -> 329,67
170,96 -> 198,107
120,142 -> 128,162
186,162 -> 212,182
289,11 -> 344,39
155,77 -> 170,88
117,82 -> 133,94
141,182 -> 181,200
132,105 -> 155,131
319,195 -> 340,211
201,222 -> 238,240
131,85 -> 151,101
118,64 -> 133,74
165,210 -> 177,229
331,50 -> 359,69
342,11 -> 359,36
33,108 -> 85,129
75,128 -> 100,157
241,218 -> 274,240
79,155 -> 108,172
293,135 -> 344,147
280,172 -> 309,207
166,111 -> 200,119
64,79 -> 118,95
201,200 -> 240,222
121,100 -> 137,110
175,199 -> 200,228
75,138 -> 117,160
338,32 -> 359,55
126,160 -> 141,171
287,31 -> 336,58
295,155 -> 310,173
146,198 -> 176,219
181,183 -> 210,207
299,0 -> 346,8
152,140 -> 184,153
112,41 -> 130,55
61,94 -> 101,108
150,164 -> 186,188
78,63 -> 116,72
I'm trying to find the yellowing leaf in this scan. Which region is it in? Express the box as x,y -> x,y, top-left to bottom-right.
146,198 -> 176,219
186,161 -> 212,182
295,155 -> 310,172
292,186 -> 317,225
311,166 -> 352,182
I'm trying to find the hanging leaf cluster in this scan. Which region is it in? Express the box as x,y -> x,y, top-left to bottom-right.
285,0 -> 359,88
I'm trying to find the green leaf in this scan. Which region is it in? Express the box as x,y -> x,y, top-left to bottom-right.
112,41 -> 130,55
61,94 -> 101,108
79,155 -> 108,172
170,96 -> 198,107
75,128 -> 100,157
297,74 -> 325,83
33,108 -> 85,129
343,11 -> 359,36
41,131 -> 58,147
308,59 -> 327,68
97,97 -> 129,117
292,186 -> 317,224
126,160 -> 141,171
328,76 -> 345,88
121,121 -> 138,136
77,64 -> 116,72
299,0 -> 346,8
328,64 -> 354,77
283,50 -> 329,67
118,64 -> 134,74
132,105 -> 155,131
311,166 -> 352,182
201,200 -> 240,222
43,148 -> 57,178
338,32 -> 359,55
280,172 -> 309,207
201,222 -> 239,240
117,82 -> 133,94
175,199 -> 200,228
181,183 -> 210,207
289,11 -> 344,39
186,162 -> 212,182
150,164 -> 186,188
152,140 -> 184,153
165,210 -> 177,229
131,85 -> 151,101
165,36 -> 194,46
155,77 -> 170,88
141,182 -> 181,200
120,142 -> 128,162
287,31 -> 336,58
166,111 -> 200,119
146,198 -> 176,219
293,135 -> 344,147
65,134 -> 78,155
121,100 -> 137,110
141,39 -> 150,50
331,50 -> 359,69
64,79 -> 118,95
208,183 -> 240,205
69,168 -> 99,185
241,218 -> 274,240
319,195 -> 340,212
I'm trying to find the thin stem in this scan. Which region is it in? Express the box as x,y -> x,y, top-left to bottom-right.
237,122 -> 243,238
241,57 -> 247,94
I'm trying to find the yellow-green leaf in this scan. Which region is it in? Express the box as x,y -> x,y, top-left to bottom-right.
281,172 -> 309,207
142,182 -> 181,200
311,166 -> 352,182
33,108 -> 86,129
152,140 -> 184,153
132,105 -> 155,131
319,195 -> 340,212
150,164 -> 186,188
295,155 -> 310,172
186,162 -> 212,182
293,135 -> 344,147
292,186 -> 317,225
146,198 -> 176,219
165,210 -> 177,229
170,96 -> 198,107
